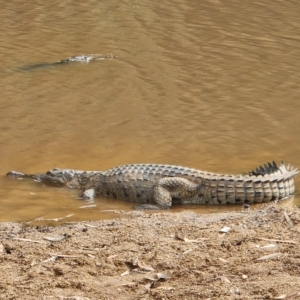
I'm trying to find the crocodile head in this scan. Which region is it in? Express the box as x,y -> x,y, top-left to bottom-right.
34,168 -> 84,188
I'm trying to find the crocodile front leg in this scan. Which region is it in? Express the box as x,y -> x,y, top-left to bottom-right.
82,188 -> 96,201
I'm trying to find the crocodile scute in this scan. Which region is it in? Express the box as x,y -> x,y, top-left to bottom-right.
7,161 -> 298,208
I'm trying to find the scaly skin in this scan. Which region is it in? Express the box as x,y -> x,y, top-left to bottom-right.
7,161 -> 298,208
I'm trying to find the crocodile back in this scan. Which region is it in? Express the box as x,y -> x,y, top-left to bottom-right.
103,164 -> 202,182
101,162 -> 298,204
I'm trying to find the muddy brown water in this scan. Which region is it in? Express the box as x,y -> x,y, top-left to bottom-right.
0,0 -> 300,224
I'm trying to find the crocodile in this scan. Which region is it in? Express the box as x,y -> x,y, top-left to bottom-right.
6,161 -> 298,208
20,54 -> 115,71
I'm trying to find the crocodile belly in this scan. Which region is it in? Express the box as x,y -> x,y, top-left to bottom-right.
96,180 -> 155,203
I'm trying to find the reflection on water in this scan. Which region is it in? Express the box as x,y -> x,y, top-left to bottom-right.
0,0 -> 300,223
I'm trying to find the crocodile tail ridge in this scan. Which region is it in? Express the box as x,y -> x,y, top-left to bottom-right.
248,161 -> 298,180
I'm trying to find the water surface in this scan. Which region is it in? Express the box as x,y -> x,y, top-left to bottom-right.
0,0 -> 300,223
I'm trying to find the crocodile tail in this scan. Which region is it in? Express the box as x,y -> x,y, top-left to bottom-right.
204,162 -> 298,205
245,161 -> 299,203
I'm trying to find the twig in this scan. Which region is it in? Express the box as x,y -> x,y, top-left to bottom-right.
79,204 -> 96,209
256,253 -> 282,261
284,210 -> 294,227
49,253 -> 78,258
13,238 -> 48,244
255,238 -> 297,244
183,246 -> 200,254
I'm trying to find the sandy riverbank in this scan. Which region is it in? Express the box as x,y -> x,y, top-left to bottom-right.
1,204 -> 300,299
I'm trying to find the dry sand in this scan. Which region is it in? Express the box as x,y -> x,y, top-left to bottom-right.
1,203 -> 300,300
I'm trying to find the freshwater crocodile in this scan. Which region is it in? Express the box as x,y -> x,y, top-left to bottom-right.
20,54 -> 115,71
7,161 -> 298,208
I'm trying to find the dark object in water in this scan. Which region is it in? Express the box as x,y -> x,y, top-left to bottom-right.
20,54 -> 115,71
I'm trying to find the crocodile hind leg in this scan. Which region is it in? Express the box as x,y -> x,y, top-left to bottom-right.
134,177 -> 201,210
151,177 -> 201,209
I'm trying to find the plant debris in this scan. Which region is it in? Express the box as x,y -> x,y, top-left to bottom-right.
43,235 -> 66,242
